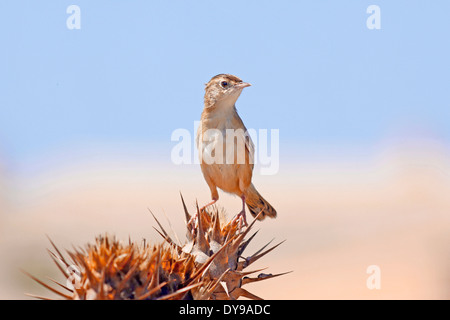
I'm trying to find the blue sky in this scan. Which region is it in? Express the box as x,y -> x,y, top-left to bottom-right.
1,1 -> 449,173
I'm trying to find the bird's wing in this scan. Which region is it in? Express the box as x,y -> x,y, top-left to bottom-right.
232,110 -> 255,170
244,129 -> 255,168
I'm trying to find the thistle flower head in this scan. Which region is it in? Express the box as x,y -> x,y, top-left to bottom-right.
25,194 -> 289,300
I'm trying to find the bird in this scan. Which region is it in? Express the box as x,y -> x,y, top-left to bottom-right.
195,74 -> 277,226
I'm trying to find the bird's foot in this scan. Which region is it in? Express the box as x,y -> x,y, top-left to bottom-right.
233,210 -> 248,230
187,199 -> 217,234
187,211 -> 199,231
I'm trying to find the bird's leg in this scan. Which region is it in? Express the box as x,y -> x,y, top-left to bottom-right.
188,198 -> 217,229
233,195 -> 248,228
200,198 -> 218,213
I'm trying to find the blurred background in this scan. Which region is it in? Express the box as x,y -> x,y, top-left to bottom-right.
1,1 -> 449,299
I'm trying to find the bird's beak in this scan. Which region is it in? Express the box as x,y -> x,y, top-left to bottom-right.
235,82 -> 252,89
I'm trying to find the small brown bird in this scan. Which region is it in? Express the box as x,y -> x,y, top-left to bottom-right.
196,74 -> 277,226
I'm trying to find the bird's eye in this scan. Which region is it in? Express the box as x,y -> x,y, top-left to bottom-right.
220,81 -> 228,88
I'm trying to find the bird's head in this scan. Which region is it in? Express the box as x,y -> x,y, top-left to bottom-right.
204,74 -> 251,109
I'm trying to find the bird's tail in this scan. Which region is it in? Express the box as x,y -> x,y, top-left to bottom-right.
245,184 -> 277,221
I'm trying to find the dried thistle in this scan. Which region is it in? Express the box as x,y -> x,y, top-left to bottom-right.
25,194 -> 289,300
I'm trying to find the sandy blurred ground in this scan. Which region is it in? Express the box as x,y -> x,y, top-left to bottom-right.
0,140 -> 449,299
